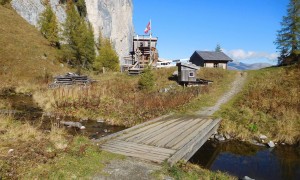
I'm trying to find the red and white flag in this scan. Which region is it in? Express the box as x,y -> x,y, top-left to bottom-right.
144,21 -> 151,34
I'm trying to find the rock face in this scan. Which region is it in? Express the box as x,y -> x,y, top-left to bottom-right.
86,0 -> 134,64
11,0 -> 134,63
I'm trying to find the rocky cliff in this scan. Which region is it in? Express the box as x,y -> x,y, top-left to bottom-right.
11,0 -> 134,63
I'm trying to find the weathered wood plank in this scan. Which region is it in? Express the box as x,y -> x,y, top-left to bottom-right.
119,118 -> 179,141
171,119 -> 213,149
152,118 -> 206,148
132,118 -> 185,143
124,118 -> 181,142
164,119 -> 209,148
167,119 -> 221,165
93,114 -> 172,144
142,118 -> 198,146
104,140 -> 175,154
182,123 -> 220,161
101,145 -> 170,160
101,148 -> 165,163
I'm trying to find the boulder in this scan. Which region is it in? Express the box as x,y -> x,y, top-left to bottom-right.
214,134 -> 225,141
224,133 -> 231,140
242,176 -> 255,180
259,134 -> 268,140
268,141 -> 275,148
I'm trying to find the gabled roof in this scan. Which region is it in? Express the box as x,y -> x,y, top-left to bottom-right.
177,63 -> 200,70
195,51 -> 233,61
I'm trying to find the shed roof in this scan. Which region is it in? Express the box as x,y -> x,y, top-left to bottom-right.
177,63 -> 200,70
195,51 -> 233,61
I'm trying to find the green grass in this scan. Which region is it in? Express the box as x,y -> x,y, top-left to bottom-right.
154,161 -> 236,180
215,65 -> 300,144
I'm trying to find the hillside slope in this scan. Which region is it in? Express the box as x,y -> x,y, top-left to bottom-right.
216,65 -> 300,144
0,6 -> 67,90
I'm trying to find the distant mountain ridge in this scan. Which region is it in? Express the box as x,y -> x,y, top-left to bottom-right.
228,62 -> 273,70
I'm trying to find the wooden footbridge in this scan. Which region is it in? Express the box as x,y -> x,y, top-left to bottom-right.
95,115 -> 221,165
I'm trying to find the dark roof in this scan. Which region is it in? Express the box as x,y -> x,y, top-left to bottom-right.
195,51 -> 233,61
180,63 -> 200,70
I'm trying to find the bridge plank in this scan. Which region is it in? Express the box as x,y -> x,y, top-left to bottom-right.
171,119 -> 213,149
124,118 -> 181,142
118,119 -> 177,140
167,119 -> 221,165
104,140 -> 175,154
132,118 -> 185,143
164,119 -> 210,149
152,118 -> 206,148
143,118 -> 198,146
93,114 -> 171,144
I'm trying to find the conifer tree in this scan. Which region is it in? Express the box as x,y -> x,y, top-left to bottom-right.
94,35 -> 119,72
275,0 -> 300,65
138,66 -> 155,91
39,5 -> 60,48
64,1 -> 95,69
215,44 -> 222,52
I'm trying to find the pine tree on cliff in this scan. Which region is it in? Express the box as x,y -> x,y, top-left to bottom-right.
94,32 -> 119,72
275,0 -> 300,65
64,1 -> 95,70
39,5 -> 60,48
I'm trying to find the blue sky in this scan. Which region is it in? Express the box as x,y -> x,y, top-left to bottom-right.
133,0 -> 289,64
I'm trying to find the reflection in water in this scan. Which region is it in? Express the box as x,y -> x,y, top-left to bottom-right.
189,140 -> 300,180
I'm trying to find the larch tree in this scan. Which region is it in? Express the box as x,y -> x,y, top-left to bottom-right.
64,1 -> 95,70
39,5 -> 60,48
275,0 -> 300,65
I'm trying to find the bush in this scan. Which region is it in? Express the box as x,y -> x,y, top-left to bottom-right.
138,67 -> 155,91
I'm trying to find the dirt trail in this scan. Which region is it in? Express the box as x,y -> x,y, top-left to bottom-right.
94,72 -> 247,180
197,72 -> 247,116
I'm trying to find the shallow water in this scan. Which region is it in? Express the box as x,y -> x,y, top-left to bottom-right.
189,140 -> 300,180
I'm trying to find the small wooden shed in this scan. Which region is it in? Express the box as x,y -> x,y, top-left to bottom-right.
176,63 -> 200,83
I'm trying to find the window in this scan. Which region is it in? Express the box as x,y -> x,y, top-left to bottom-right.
189,72 -> 194,77
214,63 -> 218,68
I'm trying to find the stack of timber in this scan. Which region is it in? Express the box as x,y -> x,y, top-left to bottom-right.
49,72 -> 92,88
96,115 -> 221,165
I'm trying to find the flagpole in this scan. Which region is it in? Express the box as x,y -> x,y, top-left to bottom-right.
149,19 -> 152,65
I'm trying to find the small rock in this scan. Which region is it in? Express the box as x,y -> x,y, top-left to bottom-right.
104,129 -> 108,133
268,141 -> 275,148
97,119 -> 105,123
8,149 -> 14,154
80,126 -> 86,130
214,134 -> 225,141
281,143 -> 285,145
259,134 -> 268,140
224,133 -> 231,140
242,176 -> 254,180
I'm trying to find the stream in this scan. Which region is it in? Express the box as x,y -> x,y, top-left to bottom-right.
2,94 -> 300,179
189,140 -> 300,180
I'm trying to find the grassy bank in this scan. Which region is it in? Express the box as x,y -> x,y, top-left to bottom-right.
0,115 -> 122,179
216,65 -> 300,144
35,68 -> 236,127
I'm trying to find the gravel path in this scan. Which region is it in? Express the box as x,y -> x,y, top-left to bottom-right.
196,72 -> 247,116
94,72 -> 247,180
